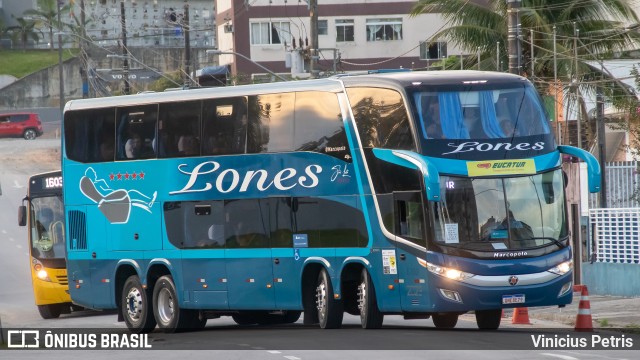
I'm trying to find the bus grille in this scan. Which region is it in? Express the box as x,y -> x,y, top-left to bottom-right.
68,210 -> 87,250
56,275 -> 68,285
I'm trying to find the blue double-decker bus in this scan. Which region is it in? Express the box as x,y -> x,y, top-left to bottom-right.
62,70 -> 600,333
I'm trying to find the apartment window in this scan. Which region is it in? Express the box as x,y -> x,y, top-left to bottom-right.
336,19 -> 354,42
318,20 -> 328,35
366,18 -> 402,42
251,21 -> 291,45
420,41 -> 448,60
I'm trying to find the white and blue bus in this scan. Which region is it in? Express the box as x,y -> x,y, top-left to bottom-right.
62,70 -> 600,333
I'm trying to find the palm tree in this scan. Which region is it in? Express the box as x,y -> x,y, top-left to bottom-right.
25,0 -> 70,51
410,0 -> 640,150
8,17 -> 41,50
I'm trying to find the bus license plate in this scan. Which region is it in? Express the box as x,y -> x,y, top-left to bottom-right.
502,294 -> 525,304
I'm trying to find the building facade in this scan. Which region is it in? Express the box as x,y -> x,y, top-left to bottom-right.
215,0 -> 465,79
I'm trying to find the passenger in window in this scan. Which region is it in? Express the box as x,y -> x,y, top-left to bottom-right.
463,108 -> 485,138
365,127 -> 380,147
125,132 -> 143,159
424,98 -> 445,139
500,118 -> 519,137
125,132 -> 154,159
178,135 -> 200,156
226,220 -> 264,248
100,136 -> 115,161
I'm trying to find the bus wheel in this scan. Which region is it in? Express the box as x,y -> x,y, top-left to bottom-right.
122,275 -> 156,333
358,268 -> 384,329
432,313 -> 458,329
316,269 -> 343,329
475,309 -> 502,330
37,304 -> 61,319
153,275 -> 193,333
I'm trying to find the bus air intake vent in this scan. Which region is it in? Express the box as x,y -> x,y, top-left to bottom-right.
68,210 -> 87,250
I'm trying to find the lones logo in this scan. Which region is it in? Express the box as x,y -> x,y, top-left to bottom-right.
442,141 -> 545,155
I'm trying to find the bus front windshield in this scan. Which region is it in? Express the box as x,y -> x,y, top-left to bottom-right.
411,84 -> 550,140
432,169 -> 567,251
30,196 -> 66,260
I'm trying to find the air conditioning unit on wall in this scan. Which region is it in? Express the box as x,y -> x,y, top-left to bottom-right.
224,24 -> 233,33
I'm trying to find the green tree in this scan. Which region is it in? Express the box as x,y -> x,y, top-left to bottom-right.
411,0 -> 640,150
8,17 -> 41,50
25,0 -> 70,51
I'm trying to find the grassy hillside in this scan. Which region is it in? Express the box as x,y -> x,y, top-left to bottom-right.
0,49 -> 78,78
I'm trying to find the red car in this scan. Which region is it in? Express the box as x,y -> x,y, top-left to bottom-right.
0,113 -> 44,140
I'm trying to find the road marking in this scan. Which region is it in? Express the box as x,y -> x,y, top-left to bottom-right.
284,357 -> 301,360
541,353 -> 579,360
16,245 -> 22,249
267,351 -> 282,354
9,237 -> 14,242
2,229 -> 7,234
13,180 -> 24,189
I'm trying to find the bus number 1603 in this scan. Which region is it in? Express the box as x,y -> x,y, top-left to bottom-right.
44,176 -> 63,189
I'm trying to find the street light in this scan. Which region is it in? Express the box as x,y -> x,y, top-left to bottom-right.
57,1 -> 64,119
206,49 -> 286,82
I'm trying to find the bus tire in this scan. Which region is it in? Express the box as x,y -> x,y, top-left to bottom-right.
475,309 -> 502,330
37,304 -> 61,319
358,268 -> 384,329
153,275 -> 193,333
316,269 -> 343,329
122,275 -> 156,333
432,313 -> 458,329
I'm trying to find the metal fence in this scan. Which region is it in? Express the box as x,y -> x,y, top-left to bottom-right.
589,161 -> 640,208
589,208 -> 640,264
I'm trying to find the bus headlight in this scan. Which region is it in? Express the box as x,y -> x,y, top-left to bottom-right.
426,262 -> 475,281
37,269 -> 51,281
548,260 -> 573,275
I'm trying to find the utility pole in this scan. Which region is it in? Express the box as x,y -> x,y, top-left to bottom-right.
574,24 -> 581,149
80,0 -> 88,98
309,0 -> 318,78
57,0 -> 64,116
506,0 -> 522,75
596,88 -> 607,208
184,0 -> 191,88
496,42 -> 500,71
477,47 -> 481,70
530,28 -> 534,78
120,0 -> 130,95
553,25 -> 560,144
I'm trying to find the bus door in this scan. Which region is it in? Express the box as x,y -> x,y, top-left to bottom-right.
393,191 -> 431,311
270,197 -> 302,309
224,199 -> 275,309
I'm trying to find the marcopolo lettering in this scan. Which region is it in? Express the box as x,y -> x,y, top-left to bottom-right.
493,251 -> 528,258
170,161 -> 323,195
442,141 -> 545,155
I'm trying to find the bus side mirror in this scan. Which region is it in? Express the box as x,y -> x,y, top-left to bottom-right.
18,205 -> 27,227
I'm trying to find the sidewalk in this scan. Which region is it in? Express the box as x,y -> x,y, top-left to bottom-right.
506,288 -> 640,330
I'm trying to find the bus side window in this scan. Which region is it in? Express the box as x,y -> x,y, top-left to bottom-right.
158,101 -> 202,158
202,97 -> 248,155
116,105 -> 158,160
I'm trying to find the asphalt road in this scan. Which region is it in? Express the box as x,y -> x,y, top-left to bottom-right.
1,136 -> 639,359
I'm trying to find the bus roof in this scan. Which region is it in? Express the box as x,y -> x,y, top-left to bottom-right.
64,78 -> 344,112
340,70 -> 529,88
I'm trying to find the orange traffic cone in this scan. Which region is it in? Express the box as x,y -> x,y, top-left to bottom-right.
575,285 -> 593,332
511,307 -> 531,324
